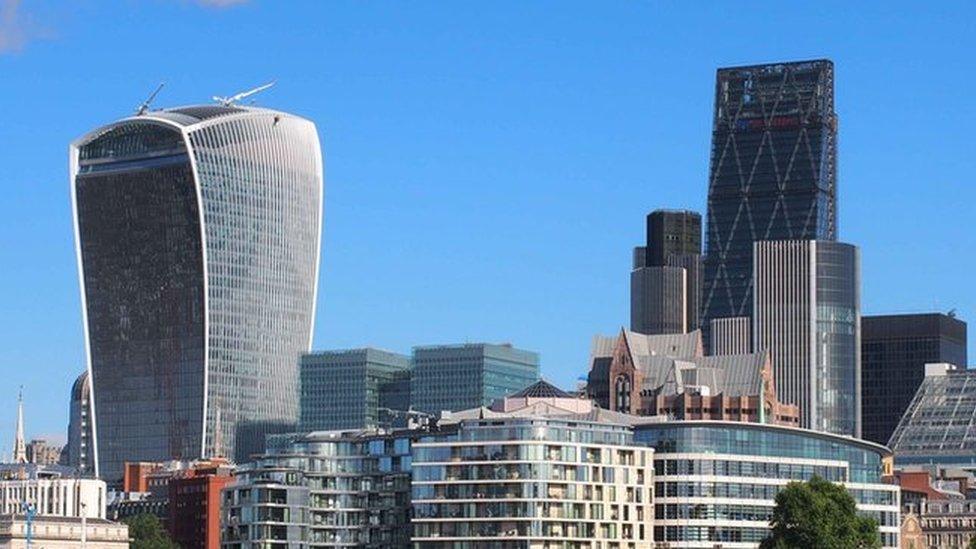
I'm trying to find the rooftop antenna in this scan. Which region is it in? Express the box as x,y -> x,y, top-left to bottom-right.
213,81 -> 276,107
135,82 -> 165,116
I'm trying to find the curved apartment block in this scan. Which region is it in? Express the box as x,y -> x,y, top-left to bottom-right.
635,421 -> 900,548
71,104 -> 323,480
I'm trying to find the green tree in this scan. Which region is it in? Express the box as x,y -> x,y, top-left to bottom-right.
123,513 -> 180,549
760,476 -> 881,549
967,535 -> 976,549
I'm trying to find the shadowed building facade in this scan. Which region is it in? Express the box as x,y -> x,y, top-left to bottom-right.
861,313 -> 967,446
631,210 -> 701,335
71,104 -> 323,480
702,60 -> 837,347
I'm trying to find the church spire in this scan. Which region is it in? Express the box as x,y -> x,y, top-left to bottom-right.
13,387 -> 26,464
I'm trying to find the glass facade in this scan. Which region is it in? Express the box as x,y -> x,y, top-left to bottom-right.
72,106 -> 323,479
861,314 -> 967,446
753,240 -> 860,436
412,418 -> 653,547
635,421 -> 900,549
222,430 -> 414,548
889,369 -> 976,467
299,348 -> 412,431
411,343 -> 539,414
814,242 -> 860,436
702,60 -> 837,347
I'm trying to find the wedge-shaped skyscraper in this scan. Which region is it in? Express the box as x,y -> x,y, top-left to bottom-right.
71,105 -> 323,480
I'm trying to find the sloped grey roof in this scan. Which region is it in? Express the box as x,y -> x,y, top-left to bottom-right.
444,402 -> 647,426
591,329 -> 702,361
509,380 -> 571,399
639,351 -> 767,397
695,352 -> 768,396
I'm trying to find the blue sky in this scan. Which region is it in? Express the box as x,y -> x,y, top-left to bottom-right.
1,1 -> 973,446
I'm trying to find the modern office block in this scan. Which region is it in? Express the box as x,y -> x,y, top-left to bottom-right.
631,210 -> 702,335
300,348 -> 412,431
71,104 -> 323,479
410,343 -> 539,414
861,313 -> 967,445
889,364 -> 976,468
645,209 -> 702,267
65,370 -> 95,476
636,421 -> 900,548
710,316 -> 751,355
753,240 -> 860,436
413,394 -> 654,545
702,60 -> 837,345
631,266 -> 687,335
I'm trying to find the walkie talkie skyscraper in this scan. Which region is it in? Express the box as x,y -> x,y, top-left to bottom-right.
71,102 -> 323,480
701,60 -> 837,346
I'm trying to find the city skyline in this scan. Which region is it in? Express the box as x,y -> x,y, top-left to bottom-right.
1,1 -> 975,444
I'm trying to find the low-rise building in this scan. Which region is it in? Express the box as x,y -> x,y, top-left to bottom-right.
170,459 -> 234,549
587,329 -> 800,425
222,429 -> 414,548
412,382 -> 655,547
0,515 -> 129,548
637,420 -> 900,548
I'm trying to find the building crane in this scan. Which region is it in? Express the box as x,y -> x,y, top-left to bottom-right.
135,82 -> 165,116
213,81 -> 276,107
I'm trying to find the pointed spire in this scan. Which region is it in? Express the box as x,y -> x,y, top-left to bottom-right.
13,387 -> 26,464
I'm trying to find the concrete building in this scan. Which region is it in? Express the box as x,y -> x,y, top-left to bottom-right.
299,348 -> 411,431
909,500 -> 976,549
71,102 -> 323,478
637,420 -> 900,548
0,515 -> 129,548
412,386 -> 654,547
0,466 -> 107,520
631,209 -> 702,335
753,239 -> 861,437
702,60 -> 838,347
64,371 -> 95,475
710,316 -> 751,355
410,343 -> 539,415
586,329 -> 800,426
861,313 -> 967,446
26,440 -> 61,467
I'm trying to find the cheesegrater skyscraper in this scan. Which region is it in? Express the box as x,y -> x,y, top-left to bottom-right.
71,103 -> 323,480
701,60 -> 837,346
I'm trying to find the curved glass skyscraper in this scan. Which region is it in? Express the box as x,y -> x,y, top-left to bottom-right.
71,105 -> 323,480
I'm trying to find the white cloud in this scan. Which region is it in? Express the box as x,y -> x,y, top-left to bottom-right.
0,0 -> 28,53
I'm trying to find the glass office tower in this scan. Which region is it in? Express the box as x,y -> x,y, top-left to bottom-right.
71,105 -> 323,480
702,60 -> 837,345
410,343 -> 539,415
299,348 -> 412,431
753,240 -> 860,436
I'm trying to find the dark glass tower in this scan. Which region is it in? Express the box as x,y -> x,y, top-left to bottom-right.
702,60 -> 837,343
862,313 -> 967,446
631,210 -> 702,334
